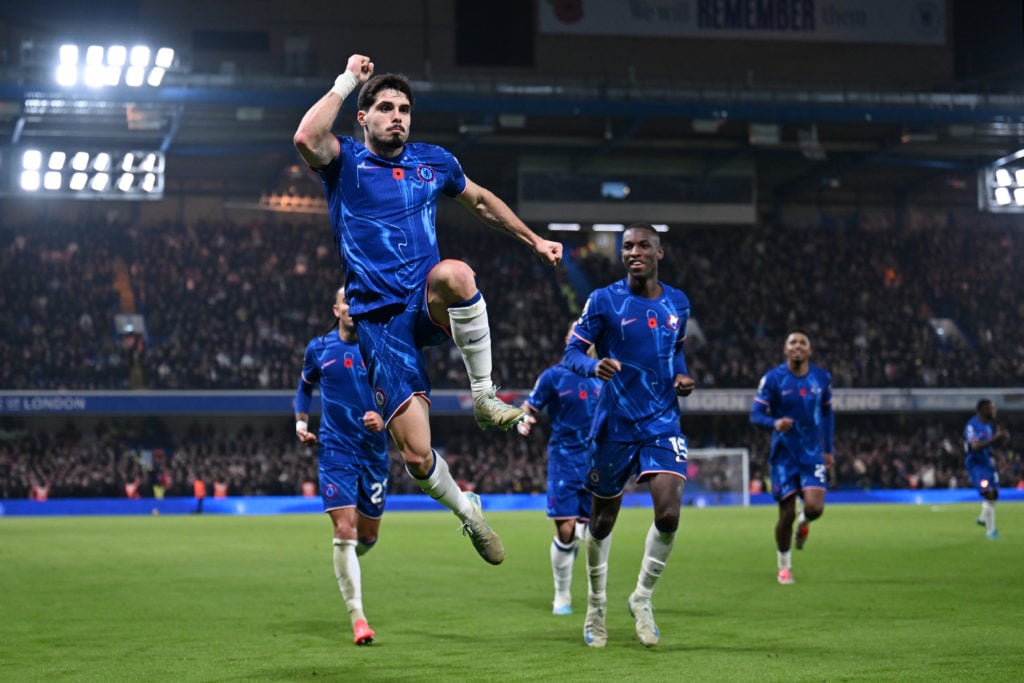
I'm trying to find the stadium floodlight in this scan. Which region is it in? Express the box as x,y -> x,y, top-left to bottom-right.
16,148 -> 165,199
54,42 -> 175,89
71,151 -> 89,171
979,148 -> 1024,213
547,222 -> 581,231
20,170 -> 41,191
593,223 -> 625,232
22,149 -> 42,171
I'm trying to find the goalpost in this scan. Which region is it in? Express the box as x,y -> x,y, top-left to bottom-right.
684,447 -> 751,507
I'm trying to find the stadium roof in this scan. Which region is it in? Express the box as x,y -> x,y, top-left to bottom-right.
3,65 -> 1024,209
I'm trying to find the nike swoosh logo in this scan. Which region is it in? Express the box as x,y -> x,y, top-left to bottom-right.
558,390 -> 573,396
323,359 -> 337,368
781,389 -> 793,395
621,317 -> 637,326
468,332 -> 489,344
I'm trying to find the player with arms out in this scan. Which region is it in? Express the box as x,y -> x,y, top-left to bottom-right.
562,223 -> 695,649
294,54 -> 562,564
964,398 -> 1009,540
749,330 -> 834,585
517,322 -> 603,616
295,287 -> 389,645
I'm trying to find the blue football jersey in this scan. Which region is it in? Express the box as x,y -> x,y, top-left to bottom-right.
963,416 -> 996,470
563,278 -> 691,443
295,332 -> 388,461
315,136 -> 467,316
750,363 -> 834,463
524,364 -> 602,466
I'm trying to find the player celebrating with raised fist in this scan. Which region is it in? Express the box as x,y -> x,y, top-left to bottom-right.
294,54 -> 563,566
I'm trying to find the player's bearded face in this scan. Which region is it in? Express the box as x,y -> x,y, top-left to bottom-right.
364,90 -> 410,151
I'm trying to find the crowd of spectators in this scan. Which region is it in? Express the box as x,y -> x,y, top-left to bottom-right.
572,214 -> 1024,389
1,413 -> 1019,500
0,220 -> 132,389
4,212 -> 1024,393
2,211 -> 1023,499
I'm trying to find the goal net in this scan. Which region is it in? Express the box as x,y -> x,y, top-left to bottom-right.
683,447 -> 750,507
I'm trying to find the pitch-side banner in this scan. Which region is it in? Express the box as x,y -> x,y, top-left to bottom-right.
538,0 -> 946,45
4,389 -> 1023,415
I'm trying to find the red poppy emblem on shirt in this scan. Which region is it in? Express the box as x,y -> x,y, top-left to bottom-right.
344,358 -> 354,369
800,388 -> 807,397
578,390 -> 588,400
648,316 -> 657,328
392,167 -> 405,180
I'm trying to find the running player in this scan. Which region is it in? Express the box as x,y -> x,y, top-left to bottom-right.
964,398 -> 1009,539
295,287 -> 389,645
518,322 -> 602,616
750,330 -> 835,585
563,223 -> 695,648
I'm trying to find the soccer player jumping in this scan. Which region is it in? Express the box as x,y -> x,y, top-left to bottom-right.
750,331 -> 834,585
294,55 -> 562,566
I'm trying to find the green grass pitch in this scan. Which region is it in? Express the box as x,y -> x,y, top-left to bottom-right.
2,503 -> 1022,681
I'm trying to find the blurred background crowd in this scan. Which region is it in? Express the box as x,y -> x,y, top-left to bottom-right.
2,213 -> 1021,499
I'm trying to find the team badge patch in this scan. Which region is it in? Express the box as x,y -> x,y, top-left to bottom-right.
667,314 -> 680,330
588,469 -> 601,485
416,166 -> 435,182
323,483 -> 338,499
374,388 -> 387,409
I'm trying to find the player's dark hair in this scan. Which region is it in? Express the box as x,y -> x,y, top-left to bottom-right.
320,287 -> 345,339
788,329 -> 811,342
320,316 -> 340,340
357,73 -> 414,111
977,398 -> 993,411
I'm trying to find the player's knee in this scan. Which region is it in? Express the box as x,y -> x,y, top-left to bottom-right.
430,259 -> 476,299
804,503 -> 825,520
402,450 -> 433,477
356,539 -> 377,556
654,513 -> 679,534
589,517 -> 614,540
